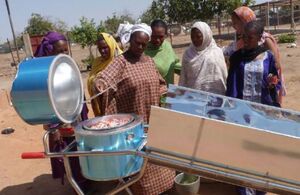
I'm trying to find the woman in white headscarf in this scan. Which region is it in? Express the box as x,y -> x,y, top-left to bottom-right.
179,21 -> 227,95
116,22 -> 133,49
94,24 -> 174,194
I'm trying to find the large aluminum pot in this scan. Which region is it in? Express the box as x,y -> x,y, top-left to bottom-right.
75,114 -> 144,181
11,54 -> 83,125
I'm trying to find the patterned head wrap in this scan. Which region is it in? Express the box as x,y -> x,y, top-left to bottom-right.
233,6 -> 256,24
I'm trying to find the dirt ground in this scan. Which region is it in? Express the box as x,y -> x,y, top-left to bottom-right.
1,33 -> 299,195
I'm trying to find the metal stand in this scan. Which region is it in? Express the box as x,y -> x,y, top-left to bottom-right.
22,130 -> 300,195
42,131 -> 147,195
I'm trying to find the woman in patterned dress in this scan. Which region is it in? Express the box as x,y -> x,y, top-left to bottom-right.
94,23 -> 175,195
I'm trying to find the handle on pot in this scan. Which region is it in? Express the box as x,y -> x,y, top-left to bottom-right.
21,152 -> 45,159
59,127 -> 74,136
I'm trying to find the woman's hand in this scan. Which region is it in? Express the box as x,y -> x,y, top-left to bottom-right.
267,74 -> 279,87
94,79 -> 105,92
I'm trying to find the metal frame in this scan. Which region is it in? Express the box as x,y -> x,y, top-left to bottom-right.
36,130 -> 300,195
42,131 -> 147,195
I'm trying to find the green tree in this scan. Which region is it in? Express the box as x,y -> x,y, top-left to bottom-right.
16,34 -> 24,49
140,0 -> 166,24
53,19 -> 68,33
167,0 -> 197,23
140,0 -> 255,24
103,13 -> 135,34
25,13 -> 54,36
71,17 -> 99,58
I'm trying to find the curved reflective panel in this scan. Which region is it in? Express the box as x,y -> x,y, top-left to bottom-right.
51,62 -> 82,121
166,85 -> 300,138
49,55 -> 83,123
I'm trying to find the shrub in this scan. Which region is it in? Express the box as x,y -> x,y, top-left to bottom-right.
81,55 -> 94,70
278,34 -> 296,43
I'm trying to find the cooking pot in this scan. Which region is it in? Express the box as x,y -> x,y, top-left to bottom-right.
11,54 -> 83,124
75,114 -> 144,181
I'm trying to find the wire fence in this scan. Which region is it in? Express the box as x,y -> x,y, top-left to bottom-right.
169,0 -> 300,39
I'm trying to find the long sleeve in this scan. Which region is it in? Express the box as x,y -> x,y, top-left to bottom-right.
93,56 -> 126,115
268,52 -> 281,91
94,56 -> 125,91
157,69 -> 167,95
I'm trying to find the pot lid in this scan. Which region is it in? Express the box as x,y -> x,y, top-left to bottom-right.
48,54 -> 83,124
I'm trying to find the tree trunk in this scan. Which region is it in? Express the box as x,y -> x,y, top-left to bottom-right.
217,15 -> 221,43
89,45 -> 93,58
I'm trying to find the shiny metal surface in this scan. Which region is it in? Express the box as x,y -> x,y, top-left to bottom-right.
148,106 -> 300,194
166,84 -> 300,138
147,85 -> 300,193
11,54 -> 83,124
75,114 -> 145,181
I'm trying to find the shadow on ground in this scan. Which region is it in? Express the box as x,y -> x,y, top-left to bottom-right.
0,174 -> 73,195
0,174 -> 239,195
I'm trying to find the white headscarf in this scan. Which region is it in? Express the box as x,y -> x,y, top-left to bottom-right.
116,22 -> 134,46
191,21 -> 216,51
118,23 -> 152,45
179,21 -> 227,95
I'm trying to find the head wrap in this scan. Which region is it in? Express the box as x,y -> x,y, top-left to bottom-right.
34,31 -> 67,57
233,6 -> 256,24
191,21 -> 215,51
116,22 -> 133,46
87,32 -> 123,116
118,23 -> 152,45
130,23 -> 152,38
180,21 -> 227,95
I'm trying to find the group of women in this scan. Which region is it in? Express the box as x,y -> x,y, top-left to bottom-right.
34,5 -> 284,195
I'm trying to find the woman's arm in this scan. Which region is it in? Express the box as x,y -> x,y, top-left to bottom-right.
264,37 -> 281,70
168,41 -> 181,75
94,57 -> 125,92
267,52 -> 281,90
158,70 -> 167,95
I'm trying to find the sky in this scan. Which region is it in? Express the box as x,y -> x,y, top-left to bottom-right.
0,0 -> 152,42
0,0 -> 267,42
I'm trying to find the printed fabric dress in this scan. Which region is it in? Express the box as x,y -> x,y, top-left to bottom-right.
94,54 -> 175,194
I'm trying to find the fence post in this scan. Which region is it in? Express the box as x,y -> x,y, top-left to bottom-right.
266,1 -> 270,32
277,6 -> 279,32
291,0 -> 295,33
273,2 -> 276,31
66,31 -> 73,57
22,33 -> 33,58
217,15 -> 221,43
227,14 -> 230,35
6,38 -> 17,70
5,0 -> 20,63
